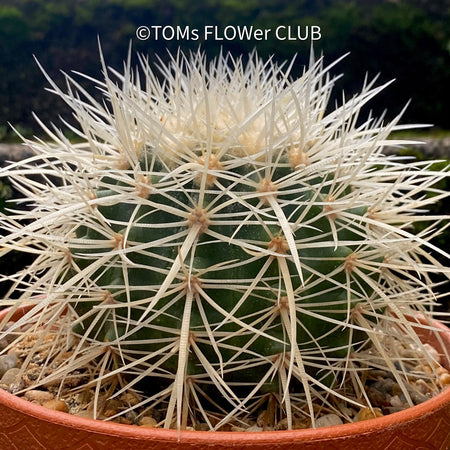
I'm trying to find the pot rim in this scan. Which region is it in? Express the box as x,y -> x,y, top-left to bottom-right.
0,309 -> 448,444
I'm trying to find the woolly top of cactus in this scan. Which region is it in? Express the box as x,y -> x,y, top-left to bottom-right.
0,49 -> 449,431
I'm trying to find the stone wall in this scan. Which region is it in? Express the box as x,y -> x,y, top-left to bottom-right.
385,137 -> 450,159
0,144 -> 34,165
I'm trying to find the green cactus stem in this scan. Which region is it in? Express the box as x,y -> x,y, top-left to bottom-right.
1,50 -> 449,430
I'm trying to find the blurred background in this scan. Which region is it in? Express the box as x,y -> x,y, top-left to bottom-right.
0,0 -> 449,140
1,0 -> 449,310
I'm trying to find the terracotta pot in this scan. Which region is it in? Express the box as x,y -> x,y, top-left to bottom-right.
0,309 -> 449,450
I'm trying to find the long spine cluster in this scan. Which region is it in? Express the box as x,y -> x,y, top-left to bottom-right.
1,50 -> 449,430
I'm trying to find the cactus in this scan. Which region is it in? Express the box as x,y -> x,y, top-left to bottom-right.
1,50 -> 449,430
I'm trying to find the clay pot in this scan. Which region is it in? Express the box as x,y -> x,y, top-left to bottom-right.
0,309 -> 448,449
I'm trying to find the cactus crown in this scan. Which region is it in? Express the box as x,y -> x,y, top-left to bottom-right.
0,49 -> 449,430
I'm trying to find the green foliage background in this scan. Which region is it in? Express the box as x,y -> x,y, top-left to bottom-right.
0,0 -> 449,140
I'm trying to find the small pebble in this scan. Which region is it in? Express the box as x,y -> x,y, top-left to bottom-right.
0,353 -> 18,377
292,418 -> 310,430
24,390 -> 54,405
415,379 -> 433,395
104,398 -> 122,411
0,367 -> 21,385
389,395 -> 404,408
390,382 -> 403,396
369,370 -> 388,378
409,390 -> 429,405
422,343 -> 442,366
256,409 -> 275,429
371,378 -> 390,394
440,373 -> 450,386
125,411 -> 138,423
421,364 -> 434,375
367,386 -> 389,407
384,406 -> 406,414
245,425 -> 263,432
115,417 -> 132,425
0,338 -> 9,351
357,407 -> 384,421
42,399 -> 68,412
383,371 -> 397,381
103,409 -> 119,418
315,413 -> 343,428
75,410 -> 95,419
382,378 -> 397,394
274,417 -> 289,430
102,399 -> 122,418
121,392 -> 141,406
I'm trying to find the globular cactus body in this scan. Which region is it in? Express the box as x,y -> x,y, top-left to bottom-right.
1,50 -> 449,429
73,156 -> 371,386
